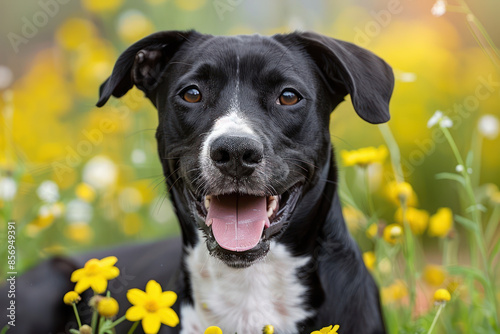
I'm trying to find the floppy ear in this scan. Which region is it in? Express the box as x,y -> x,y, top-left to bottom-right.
280,31 -> 394,124
96,30 -> 198,107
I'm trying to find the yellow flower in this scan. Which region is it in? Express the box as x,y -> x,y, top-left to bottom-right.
423,265 -> 446,287
363,251 -> 376,271
65,223 -> 94,244
491,191 -> 500,205
97,297 -> 119,318
383,224 -> 403,244
395,207 -> 429,235
366,223 -> 378,239
79,325 -> 92,334
63,291 -> 81,305
205,326 -> 223,334
434,288 -> 451,303
76,183 -> 96,202
342,206 -> 366,233
70,256 -> 120,294
56,18 -> 97,50
310,324 -> 340,334
428,207 -> 453,238
381,280 -> 408,304
340,145 -> 388,167
262,325 -> 274,334
81,0 -> 123,13
117,10 -> 155,44
126,280 -> 179,333
174,0 -> 206,11
385,181 -> 417,206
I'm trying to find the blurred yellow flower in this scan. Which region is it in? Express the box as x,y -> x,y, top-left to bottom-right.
310,324 -> 340,334
126,280 -> 179,333
63,291 -> 81,305
434,288 -> 451,303
342,206 -> 366,232
383,224 -> 403,244
366,223 -> 378,239
70,256 -> 120,294
65,222 -> 94,244
123,213 -> 143,236
340,145 -> 388,167
145,0 -> 168,4
56,18 -> 97,50
76,183 -> 96,202
205,326 -> 223,334
174,0 -> 206,11
97,297 -> 119,318
363,251 -> 376,271
428,207 -> 453,238
262,325 -> 274,334
423,265 -> 446,286
117,10 -> 155,44
395,207 -> 429,235
81,0 -> 123,13
381,280 -> 408,304
490,191 -> 500,205
386,181 -> 417,207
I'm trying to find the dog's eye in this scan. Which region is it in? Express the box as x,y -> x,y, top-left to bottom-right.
277,90 -> 301,106
182,87 -> 202,103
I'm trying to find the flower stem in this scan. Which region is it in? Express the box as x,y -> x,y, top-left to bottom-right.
109,315 -> 127,328
127,321 -> 140,334
1,325 -> 10,334
72,303 -> 82,328
427,303 -> 445,334
363,167 -> 376,218
91,308 -> 98,333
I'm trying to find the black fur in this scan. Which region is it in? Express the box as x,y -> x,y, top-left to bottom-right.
0,30 -> 393,334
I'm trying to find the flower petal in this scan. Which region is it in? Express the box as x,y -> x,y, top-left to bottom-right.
145,280 -> 162,298
74,277 -> 91,293
142,313 -> 161,334
90,276 -> 108,293
158,307 -> 179,327
70,268 -> 85,282
102,266 -> 120,279
158,291 -> 177,308
100,256 -> 118,267
127,288 -> 148,306
125,305 -> 146,321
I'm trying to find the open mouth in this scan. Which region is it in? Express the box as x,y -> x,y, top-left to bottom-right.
193,184 -> 302,260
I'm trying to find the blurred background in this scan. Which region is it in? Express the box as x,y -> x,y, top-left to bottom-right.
0,0 -> 499,331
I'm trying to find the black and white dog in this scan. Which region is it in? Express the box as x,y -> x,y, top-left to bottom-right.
0,31 -> 393,334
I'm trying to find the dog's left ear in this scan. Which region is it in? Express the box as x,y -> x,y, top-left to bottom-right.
279,32 -> 394,124
96,30 -> 199,107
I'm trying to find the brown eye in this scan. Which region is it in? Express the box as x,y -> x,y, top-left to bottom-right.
278,90 -> 301,105
182,87 -> 201,103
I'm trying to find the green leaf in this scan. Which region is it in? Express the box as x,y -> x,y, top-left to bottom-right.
454,215 -> 479,232
435,173 -> 465,186
466,150 -> 474,168
69,330 -> 80,334
1,325 -> 10,334
489,240 -> 500,268
466,204 -> 487,213
447,265 -> 489,289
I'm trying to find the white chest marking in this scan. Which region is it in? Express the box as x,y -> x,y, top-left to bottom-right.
180,239 -> 312,334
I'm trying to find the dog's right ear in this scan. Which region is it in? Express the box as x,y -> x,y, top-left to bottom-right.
96,30 -> 198,107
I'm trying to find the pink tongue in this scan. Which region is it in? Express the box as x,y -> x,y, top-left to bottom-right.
206,195 -> 270,252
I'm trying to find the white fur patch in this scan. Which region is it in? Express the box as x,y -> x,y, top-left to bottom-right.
180,236 -> 312,333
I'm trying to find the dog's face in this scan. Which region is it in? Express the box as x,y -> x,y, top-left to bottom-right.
97,31 -> 393,268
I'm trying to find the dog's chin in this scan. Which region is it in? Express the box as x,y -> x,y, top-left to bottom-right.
188,183 -> 303,268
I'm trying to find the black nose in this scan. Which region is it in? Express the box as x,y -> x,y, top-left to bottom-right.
210,135 -> 264,178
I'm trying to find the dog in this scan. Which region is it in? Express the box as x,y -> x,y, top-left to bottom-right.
0,30 -> 393,333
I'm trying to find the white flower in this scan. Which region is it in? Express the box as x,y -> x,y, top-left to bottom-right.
467,168 -> 473,174
431,0 -> 446,17
66,199 -> 93,223
131,148 -> 147,164
118,187 -> 143,212
82,156 -> 118,190
440,116 -> 453,128
428,110 -> 444,128
0,177 -> 17,200
456,164 -> 464,172
37,180 -> 60,203
478,114 -> 499,139
0,65 -> 14,90
397,72 -> 417,83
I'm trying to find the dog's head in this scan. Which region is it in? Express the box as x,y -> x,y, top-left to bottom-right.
97,30 -> 393,267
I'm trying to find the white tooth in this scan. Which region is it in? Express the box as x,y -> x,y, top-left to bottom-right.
267,208 -> 273,218
270,199 -> 277,211
204,197 -> 210,210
